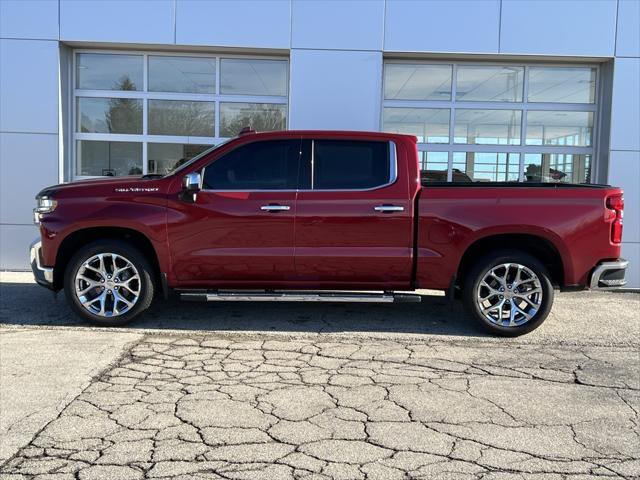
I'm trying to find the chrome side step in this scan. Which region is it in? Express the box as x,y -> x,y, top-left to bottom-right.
179,290 -> 421,304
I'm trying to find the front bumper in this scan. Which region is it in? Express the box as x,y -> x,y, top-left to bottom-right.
590,259 -> 628,289
30,238 -> 54,289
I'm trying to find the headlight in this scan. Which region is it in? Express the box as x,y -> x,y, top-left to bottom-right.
36,197 -> 57,213
34,196 -> 57,223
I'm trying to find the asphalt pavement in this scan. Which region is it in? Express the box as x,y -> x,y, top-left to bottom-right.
1,271 -> 638,480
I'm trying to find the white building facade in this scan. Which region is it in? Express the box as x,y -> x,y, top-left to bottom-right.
1,0 -> 639,287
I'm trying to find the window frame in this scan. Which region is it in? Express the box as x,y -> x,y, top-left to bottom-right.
71,49 -> 289,180
308,139 -> 398,192
382,59 -> 600,183
199,139 -> 398,193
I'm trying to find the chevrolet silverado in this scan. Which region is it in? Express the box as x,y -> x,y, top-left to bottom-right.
30,129 -> 628,336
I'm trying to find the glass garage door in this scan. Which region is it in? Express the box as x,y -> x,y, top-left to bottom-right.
73,51 -> 289,178
383,62 -> 598,184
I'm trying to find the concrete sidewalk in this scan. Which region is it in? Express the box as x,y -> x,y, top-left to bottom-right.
0,330 -> 141,465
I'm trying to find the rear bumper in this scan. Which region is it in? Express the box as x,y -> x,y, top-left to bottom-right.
29,238 -> 54,289
589,259 -> 628,290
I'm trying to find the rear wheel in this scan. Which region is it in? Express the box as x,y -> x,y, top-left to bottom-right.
462,250 -> 554,336
64,240 -> 154,326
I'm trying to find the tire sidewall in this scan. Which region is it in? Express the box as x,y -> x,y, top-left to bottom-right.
64,240 -> 154,326
463,250 -> 554,337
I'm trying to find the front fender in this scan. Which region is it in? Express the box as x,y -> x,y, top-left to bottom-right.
39,199 -> 170,276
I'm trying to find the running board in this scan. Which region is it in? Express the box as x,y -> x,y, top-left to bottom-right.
179,290 -> 421,304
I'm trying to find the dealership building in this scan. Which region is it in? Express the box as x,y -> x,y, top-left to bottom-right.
0,0 -> 639,287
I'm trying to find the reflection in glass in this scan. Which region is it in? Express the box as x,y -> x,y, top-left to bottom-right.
220,59 -> 288,96
528,67 -> 596,103
148,143 -> 212,175
526,111 -> 593,146
76,53 -> 143,91
149,56 -> 216,94
524,154 -> 590,184
76,141 -> 142,177
77,97 -> 142,134
456,66 -> 523,102
148,100 -> 215,137
419,152 -> 450,182
220,103 -> 286,137
384,64 -> 452,100
383,108 -> 450,143
454,109 -> 521,145
452,152 -> 520,182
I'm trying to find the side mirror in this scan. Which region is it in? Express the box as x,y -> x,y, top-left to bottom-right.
180,172 -> 201,202
182,172 -> 201,193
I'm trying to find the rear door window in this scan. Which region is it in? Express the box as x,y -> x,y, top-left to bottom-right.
312,140 -> 391,190
203,139 -> 301,190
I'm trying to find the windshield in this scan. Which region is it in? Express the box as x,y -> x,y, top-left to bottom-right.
168,138 -> 235,176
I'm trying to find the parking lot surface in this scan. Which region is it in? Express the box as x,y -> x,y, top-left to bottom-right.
1,272 -> 639,479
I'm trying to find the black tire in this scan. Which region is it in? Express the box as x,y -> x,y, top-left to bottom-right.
64,240 -> 155,326
462,249 -> 554,337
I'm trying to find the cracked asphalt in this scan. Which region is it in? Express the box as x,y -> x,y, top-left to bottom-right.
1,272 -> 639,479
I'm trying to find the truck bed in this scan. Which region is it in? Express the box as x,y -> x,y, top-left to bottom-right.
415,183 -> 622,290
422,181 -> 612,189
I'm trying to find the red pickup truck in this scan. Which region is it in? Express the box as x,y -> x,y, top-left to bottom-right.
31,130 -> 628,336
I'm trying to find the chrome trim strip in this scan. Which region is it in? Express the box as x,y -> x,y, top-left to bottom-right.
29,239 -> 54,284
389,140 -> 397,185
589,259 -> 628,289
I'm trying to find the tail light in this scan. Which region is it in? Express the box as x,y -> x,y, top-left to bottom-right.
606,194 -> 624,244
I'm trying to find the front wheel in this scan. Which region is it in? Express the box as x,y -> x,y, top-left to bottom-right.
462,250 -> 554,336
64,240 -> 155,326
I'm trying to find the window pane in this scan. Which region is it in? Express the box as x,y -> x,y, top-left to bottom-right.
452,152 -> 520,182
456,66 -> 524,102
220,58 -> 288,96
528,67 -> 596,103
384,64 -> 452,100
148,100 -> 215,137
526,111 -> 593,146
148,56 -> 216,94
220,103 -> 286,137
76,53 -> 143,91
203,140 -> 300,190
148,143 -> 212,175
383,108 -> 450,143
76,140 -> 142,177
454,109 -> 521,145
524,153 -> 591,183
419,152 -> 451,182
313,140 -> 390,190
76,97 -> 142,134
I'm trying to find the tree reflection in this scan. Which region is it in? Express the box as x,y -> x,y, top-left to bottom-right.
105,77 -> 142,134
149,100 -> 215,137
221,104 -> 286,137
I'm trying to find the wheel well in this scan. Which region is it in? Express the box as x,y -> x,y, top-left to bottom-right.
455,234 -> 564,292
53,227 -> 161,290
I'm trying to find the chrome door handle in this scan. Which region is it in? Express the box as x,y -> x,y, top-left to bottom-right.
260,204 -> 291,212
374,205 -> 404,213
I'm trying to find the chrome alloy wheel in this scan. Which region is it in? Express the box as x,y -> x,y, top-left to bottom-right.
74,253 -> 141,317
476,263 -> 543,327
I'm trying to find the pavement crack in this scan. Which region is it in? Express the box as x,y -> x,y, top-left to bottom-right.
1,334 -> 638,479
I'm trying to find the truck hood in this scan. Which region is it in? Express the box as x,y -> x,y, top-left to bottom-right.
36,175 -> 166,198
